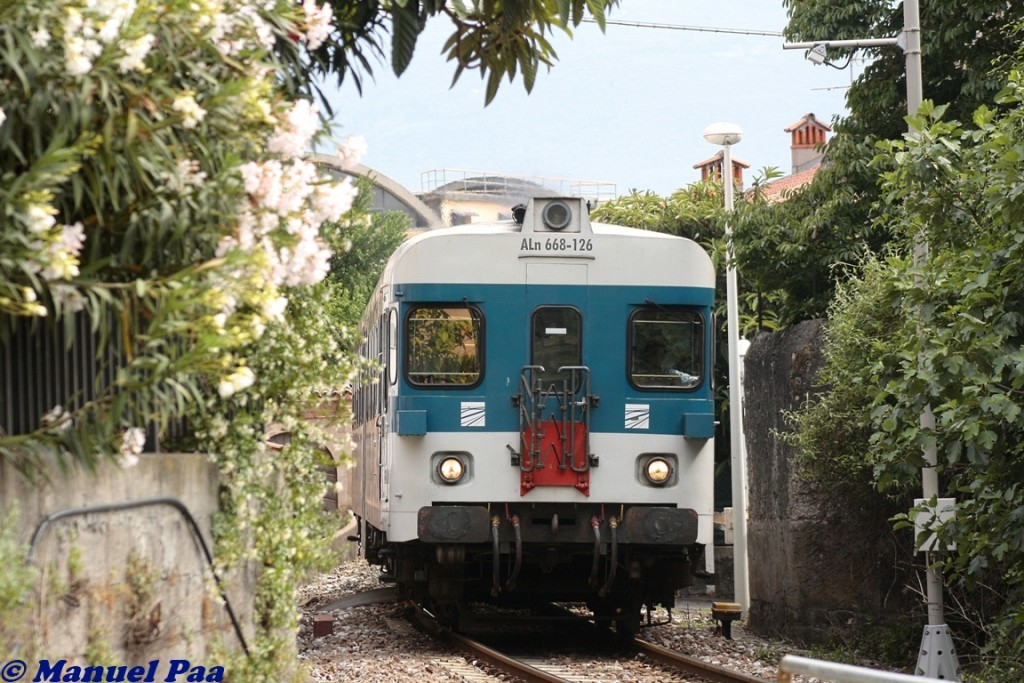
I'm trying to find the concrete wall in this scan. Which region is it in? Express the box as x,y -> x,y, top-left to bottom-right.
1,454 -> 253,669
743,320 -> 914,643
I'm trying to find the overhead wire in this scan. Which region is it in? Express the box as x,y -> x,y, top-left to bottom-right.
582,18 -> 783,38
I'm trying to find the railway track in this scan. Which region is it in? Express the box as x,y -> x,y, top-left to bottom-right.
404,600 -> 772,683
633,637 -> 770,683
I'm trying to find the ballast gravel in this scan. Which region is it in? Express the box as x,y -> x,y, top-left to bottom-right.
298,560 -> 832,682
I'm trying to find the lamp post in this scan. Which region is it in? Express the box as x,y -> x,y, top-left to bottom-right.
702,122 -> 749,615
785,1 -> 960,678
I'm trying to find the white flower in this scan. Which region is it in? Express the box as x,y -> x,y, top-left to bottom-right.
41,405 -> 71,431
311,177 -> 358,223
119,423 -> 147,466
336,135 -> 367,170
64,32 -> 102,76
218,366 -> 256,398
59,221 -> 86,254
165,157 -> 208,192
267,100 -> 320,159
172,93 -> 206,129
31,28 -> 51,48
0,108 -> 5,126
302,0 -> 333,50
39,222 -> 86,280
26,204 -> 56,234
121,426 -> 147,458
262,296 -> 288,321
117,33 -> 155,73
53,284 -> 86,313
41,248 -> 81,280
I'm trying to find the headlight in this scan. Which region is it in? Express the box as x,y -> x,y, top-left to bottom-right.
542,200 -> 572,230
437,456 -> 465,484
645,457 -> 672,485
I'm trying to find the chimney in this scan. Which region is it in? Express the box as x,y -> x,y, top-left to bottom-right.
785,113 -> 831,174
693,151 -> 750,190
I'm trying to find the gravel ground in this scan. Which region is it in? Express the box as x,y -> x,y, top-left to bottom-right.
297,560 -> 829,683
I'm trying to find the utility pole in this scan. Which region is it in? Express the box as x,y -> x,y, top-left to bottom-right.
785,0 -> 960,676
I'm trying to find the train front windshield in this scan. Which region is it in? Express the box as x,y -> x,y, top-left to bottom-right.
405,305 -> 483,387
629,308 -> 704,390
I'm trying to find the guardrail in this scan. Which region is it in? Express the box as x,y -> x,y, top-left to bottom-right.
777,655 -> 949,683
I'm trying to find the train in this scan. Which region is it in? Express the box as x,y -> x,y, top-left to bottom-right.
350,196 -> 716,633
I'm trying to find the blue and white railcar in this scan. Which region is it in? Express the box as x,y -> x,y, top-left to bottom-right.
352,197 -> 715,632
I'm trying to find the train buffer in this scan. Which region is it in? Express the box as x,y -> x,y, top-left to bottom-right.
711,602 -> 742,639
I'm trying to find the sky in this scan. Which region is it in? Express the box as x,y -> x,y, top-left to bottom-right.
317,0 -> 858,198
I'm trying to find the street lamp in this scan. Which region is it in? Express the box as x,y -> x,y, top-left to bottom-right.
785,1 -> 960,679
702,122 -> 750,616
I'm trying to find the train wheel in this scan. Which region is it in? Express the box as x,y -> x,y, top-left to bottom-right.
614,609 -> 641,638
613,580 -> 644,638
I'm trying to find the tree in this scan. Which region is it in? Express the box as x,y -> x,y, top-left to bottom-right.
792,69 -> 1024,671
733,132 -> 895,325
733,1 -> 1024,324
307,0 -> 621,105
324,178 -> 410,339
1,0 -> 626,676
591,182 -> 721,243
1,0 -> 369,675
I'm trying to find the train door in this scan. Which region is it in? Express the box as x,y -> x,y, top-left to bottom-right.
376,310 -> 394,526
530,306 -> 582,387
524,262 -> 589,389
518,263 -> 592,495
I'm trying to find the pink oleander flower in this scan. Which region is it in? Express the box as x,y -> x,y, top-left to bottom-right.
302,0 -> 333,50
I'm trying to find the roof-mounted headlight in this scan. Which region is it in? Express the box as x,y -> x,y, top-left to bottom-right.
542,200 -> 572,231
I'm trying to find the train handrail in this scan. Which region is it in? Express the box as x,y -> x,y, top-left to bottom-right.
515,365 -> 594,475
515,365 -> 546,472
556,366 -> 591,473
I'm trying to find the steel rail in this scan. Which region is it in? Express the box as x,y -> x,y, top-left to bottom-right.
405,602 -> 573,683
633,638 -> 770,683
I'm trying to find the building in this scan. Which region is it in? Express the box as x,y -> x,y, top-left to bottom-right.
314,156 -> 616,231
693,151 -> 751,191
313,154 -> 444,231
755,113 -> 831,202
691,113 -> 831,203
418,168 -> 616,227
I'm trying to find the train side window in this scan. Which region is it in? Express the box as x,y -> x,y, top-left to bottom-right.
531,306 -> 582,387
406,305 -> 483,387
629,308 -> 704,390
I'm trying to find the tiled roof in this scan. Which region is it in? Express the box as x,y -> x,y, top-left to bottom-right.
692,151 -> 751,169
754,166 -> 820,203
785,112 -> 832,133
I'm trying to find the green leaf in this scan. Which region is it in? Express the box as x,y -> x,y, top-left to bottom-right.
390,2 -> 422,77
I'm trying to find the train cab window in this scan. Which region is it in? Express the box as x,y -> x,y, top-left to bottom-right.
531,306 -> 582,388
629,308 -> 704,390
406,305 -> 483,387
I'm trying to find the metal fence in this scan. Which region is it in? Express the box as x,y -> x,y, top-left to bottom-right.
420,168 -> 618,205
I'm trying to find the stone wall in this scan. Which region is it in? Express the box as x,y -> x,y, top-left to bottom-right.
1,454 -> 253,671
743,320 -> 914,643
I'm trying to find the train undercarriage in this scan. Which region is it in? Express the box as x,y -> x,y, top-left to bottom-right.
356,503 -> 707,635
